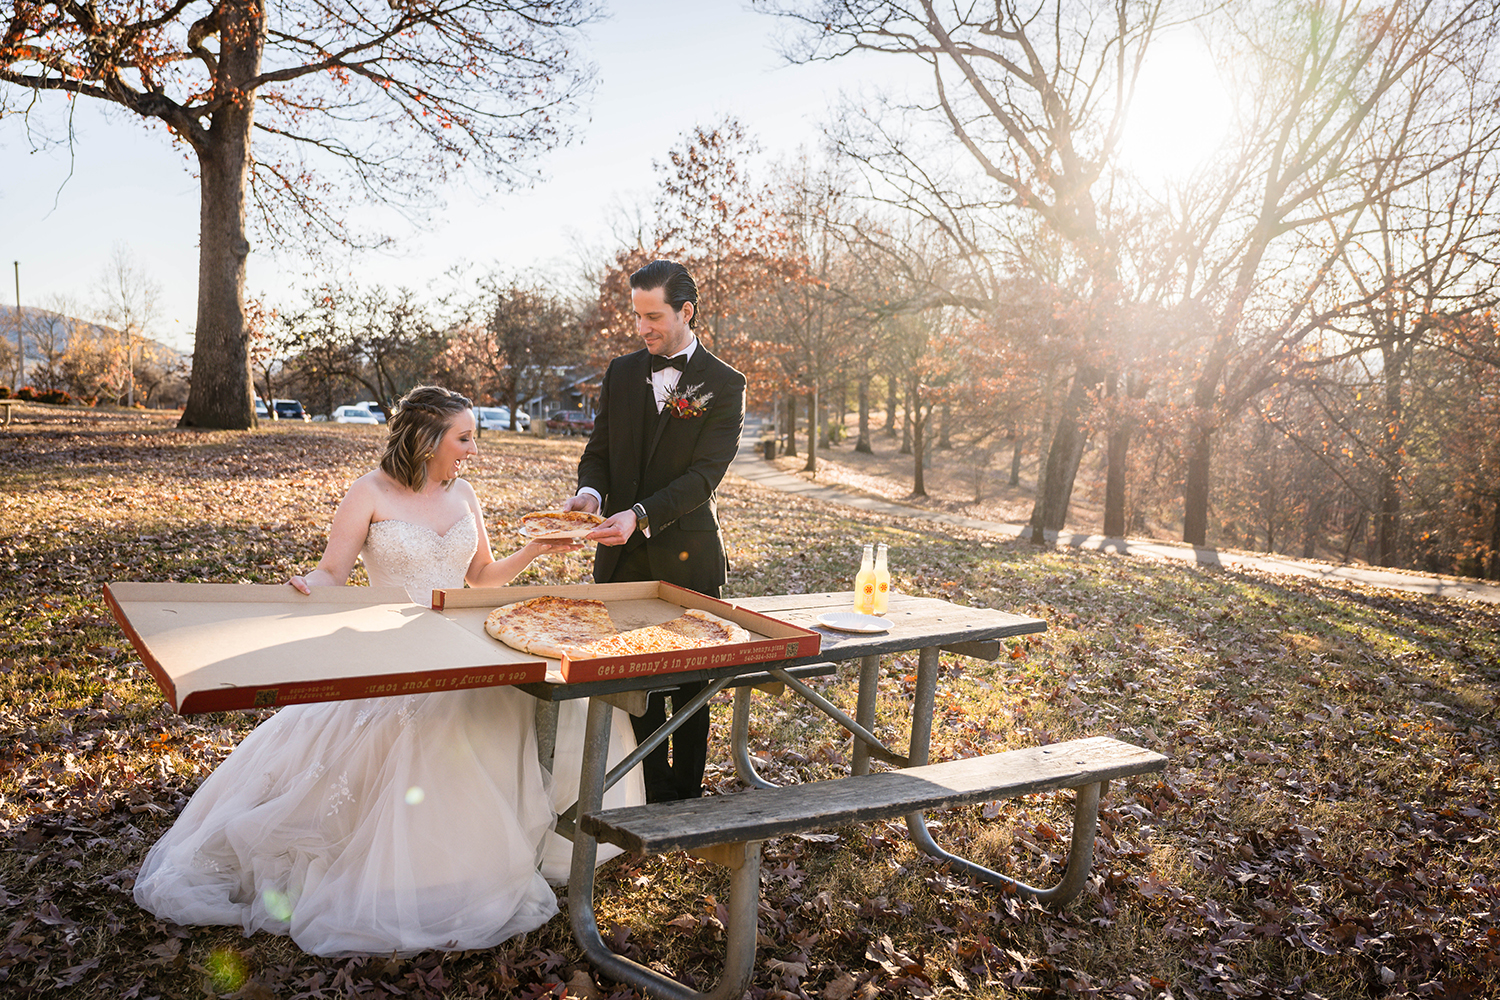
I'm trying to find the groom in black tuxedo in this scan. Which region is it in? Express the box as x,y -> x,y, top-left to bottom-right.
565,259 -> 747,802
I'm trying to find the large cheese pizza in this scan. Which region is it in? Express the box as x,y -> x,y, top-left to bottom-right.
485,597 -> 750,660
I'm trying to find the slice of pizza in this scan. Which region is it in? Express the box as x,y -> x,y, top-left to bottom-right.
518,510 -> 605,539
657,608 -> 751,646
484,596 -> 618,658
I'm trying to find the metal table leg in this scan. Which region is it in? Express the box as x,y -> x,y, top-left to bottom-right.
735,656 -> 902,788
557,677 -> 734,835
731,686 -> 777,789
570,696 -> 764,1000
851,654 -> 880,776
903,645 -> 1102,906
535,699 -> 559,771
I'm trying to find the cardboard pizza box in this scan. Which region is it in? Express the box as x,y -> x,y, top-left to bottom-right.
104,582 -> 548,715
432,581 -> 822,683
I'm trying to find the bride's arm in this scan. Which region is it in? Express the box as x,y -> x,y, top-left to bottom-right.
463,486 -> 579,588
288,476 -> 379,594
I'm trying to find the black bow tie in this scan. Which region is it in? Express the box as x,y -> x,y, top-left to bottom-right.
651,353 -> 687,372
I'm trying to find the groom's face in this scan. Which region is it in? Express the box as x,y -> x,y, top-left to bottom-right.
632,285 -> 694,357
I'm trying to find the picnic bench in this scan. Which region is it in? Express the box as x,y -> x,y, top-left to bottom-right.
0,400 -> 14,427
576,736 -> 1166,1000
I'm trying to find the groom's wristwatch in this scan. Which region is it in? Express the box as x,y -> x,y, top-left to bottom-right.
631,503 -> 649,532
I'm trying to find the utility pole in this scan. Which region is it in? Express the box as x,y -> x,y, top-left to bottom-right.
12,261 -> 20,392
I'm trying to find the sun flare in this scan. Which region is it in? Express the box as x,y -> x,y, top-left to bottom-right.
1118,33 -> 1231,182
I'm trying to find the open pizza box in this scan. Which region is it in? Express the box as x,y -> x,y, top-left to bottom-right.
432,581 -> 821,683
103,582 -> 550,715
105,580 -> 822,715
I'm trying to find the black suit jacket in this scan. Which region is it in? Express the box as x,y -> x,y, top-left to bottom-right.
578,344 -> 746,593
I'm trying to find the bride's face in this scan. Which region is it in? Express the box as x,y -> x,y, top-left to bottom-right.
427,410 -> 479,484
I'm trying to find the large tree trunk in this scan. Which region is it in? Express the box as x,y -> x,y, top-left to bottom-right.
912,400 -> 927,497
178,2 -> 263,431
802,386 -> 817,474
1375,347 -> 1406,567
1182,423 -> 1212,546
1489,496 -> 1500,580
784,392 -> 797,457
899,377 -> 912,455
1027,365 -> 1097,545
884,373 -> 898,437
1103,372 -> 1143,539
855,377 -> 872,453
1104,419 -> 1131,539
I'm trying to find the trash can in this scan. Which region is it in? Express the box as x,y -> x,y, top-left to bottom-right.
762,439 -> 776,460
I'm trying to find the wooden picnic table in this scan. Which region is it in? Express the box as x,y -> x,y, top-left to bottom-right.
525,591 -> 1051,1000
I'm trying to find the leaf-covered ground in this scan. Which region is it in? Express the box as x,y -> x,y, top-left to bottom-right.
1,406 -> 1497,999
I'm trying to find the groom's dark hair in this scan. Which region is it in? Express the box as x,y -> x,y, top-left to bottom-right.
630,259 -> 699,329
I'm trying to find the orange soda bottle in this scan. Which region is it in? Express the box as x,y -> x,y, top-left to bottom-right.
852,544 -> 876,615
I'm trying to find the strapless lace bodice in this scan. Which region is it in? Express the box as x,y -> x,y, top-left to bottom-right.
362,513 -> 477,603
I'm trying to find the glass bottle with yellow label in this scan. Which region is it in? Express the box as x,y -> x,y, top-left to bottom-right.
852,543 -> 876,615
873,542 -> 891,615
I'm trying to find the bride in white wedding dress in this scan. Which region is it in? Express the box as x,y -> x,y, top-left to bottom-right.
133,386 -> 644,957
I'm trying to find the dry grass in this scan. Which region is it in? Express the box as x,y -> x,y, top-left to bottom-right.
1,404 -> 1497,999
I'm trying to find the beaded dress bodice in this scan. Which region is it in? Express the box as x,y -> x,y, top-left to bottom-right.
362,513 -> 477,603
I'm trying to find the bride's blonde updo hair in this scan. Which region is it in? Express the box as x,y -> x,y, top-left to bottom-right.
380,385 -> 473,492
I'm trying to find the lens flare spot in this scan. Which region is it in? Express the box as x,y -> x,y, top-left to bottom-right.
261,888 -> 294,922
677,550 -> 689,561
405,786 -> 425,805
206,946 -> 250,992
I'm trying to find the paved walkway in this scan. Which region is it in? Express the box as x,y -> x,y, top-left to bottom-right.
727,422 -> 1500,604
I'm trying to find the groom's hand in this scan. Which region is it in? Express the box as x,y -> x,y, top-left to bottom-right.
587,508 -> 638,546
563,492 -> 600,515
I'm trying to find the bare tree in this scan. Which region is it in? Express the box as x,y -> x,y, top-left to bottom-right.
1159,0 -> 1497,545
443,275 -> 584,425
764,153 -> 873,476
759,0 -> 1177,543
277,283 -> 443,411
94,245 -> 163,406
2,1 -> 598,429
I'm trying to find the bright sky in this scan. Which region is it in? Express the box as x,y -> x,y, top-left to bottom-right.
1,1 -> 908,353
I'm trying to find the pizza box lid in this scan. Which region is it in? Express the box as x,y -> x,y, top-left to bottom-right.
431,580 -> 823,683
104,582 -> 548,715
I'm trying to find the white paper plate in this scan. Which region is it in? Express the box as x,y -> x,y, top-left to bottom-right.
817,611 -> 891,633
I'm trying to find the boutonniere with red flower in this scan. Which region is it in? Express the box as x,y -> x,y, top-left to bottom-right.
660,381 -> 714,419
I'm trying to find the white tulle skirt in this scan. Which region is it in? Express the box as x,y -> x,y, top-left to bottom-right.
134,687 -> 562,957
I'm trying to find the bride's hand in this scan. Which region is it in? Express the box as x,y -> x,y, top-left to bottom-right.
288,575 -> 312,595
525,539 -> 582,556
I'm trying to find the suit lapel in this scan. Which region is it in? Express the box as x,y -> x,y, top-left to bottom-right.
620,350 -> 654,477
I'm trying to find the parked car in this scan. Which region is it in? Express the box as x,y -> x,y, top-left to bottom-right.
474,405 -> 531,432
332,405 -> 380,425
546,410 -> 594,436
272,398 -> 309,421
353,401 -> 388,423
254,397 -> 271,420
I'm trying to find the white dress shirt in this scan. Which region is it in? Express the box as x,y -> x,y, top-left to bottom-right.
650,337 -> 698,411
